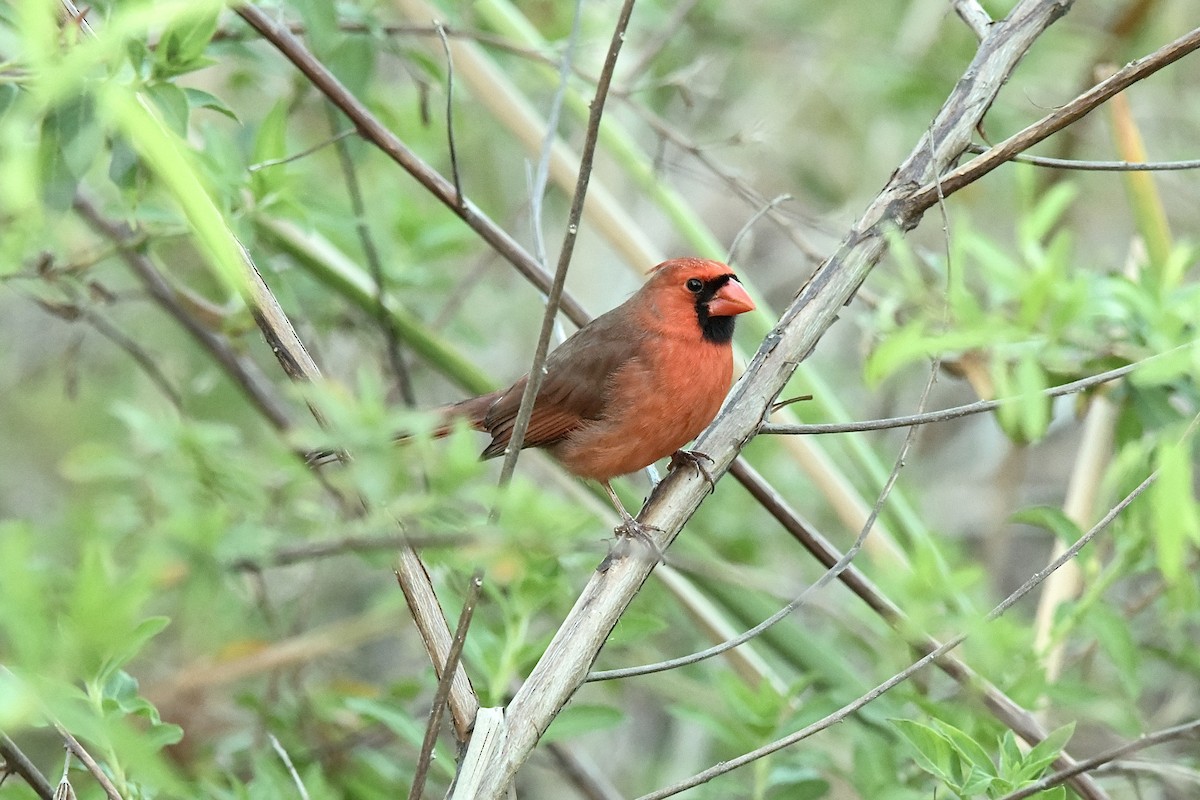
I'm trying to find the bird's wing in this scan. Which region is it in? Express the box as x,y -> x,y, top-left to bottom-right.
480,311 -> 642,458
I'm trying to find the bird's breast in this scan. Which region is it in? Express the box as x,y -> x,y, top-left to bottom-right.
551,337 -> 733,481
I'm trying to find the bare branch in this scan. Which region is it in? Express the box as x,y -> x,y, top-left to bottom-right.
726,194 -> 792,266
268,734 -> 311,800
71,194 -> 293,431
909,26 -> 1200,209
760,353 -> 1168,434
496,0 -> 633,488
965,142 -> 1200,171
0,732 -> 55,800
409,571 -> 483,800
434,21 -> 464,209
324,103 -> 416,406
228,534 -> 471,571
234,3 -> 593,325
58,728 -> 123,800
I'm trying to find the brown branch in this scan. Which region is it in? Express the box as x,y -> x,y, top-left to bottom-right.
408,571 -> 483,800
58,727 -> 123,800
324,102 -> 416,407
965,141 -> 1200,171
729,458 -> 1107,799
227,533 -> 471,571
760,354 -> 1159,434
496,0 -> 634,487
233,3 -> 592,325
71,195 -> 293,431
0,732 -> 55,800
908,25 -> 1200,209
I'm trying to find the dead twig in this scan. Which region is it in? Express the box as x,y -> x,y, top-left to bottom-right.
57,728 -> 123,800
408,571 -> 483,800
496,0 -> 631,489
0,732 -> 55,800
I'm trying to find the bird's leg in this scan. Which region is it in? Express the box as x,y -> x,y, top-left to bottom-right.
600,480 -> 665,566
669,449 -> 716,494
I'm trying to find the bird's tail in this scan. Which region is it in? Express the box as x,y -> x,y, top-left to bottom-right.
304,390 -> 503,467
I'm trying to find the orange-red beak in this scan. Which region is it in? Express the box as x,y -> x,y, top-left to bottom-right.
707,278 -> 756,317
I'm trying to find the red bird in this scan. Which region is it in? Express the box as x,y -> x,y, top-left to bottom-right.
445,257 -> 756,537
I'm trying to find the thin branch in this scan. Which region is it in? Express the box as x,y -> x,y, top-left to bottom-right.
996,718 -> 1200,800
759,353 -> 1169,434
434,21 -> 464,209
71,194 -> 293,431
247,128 -> 356,172
33,295 -> 184,411
55,748 -> 72,800
907,26 -> 1200,210
495,0 -> 635,489
965,141 -> 1200,171
228,533 -> 471,571
324,102 -> 416,406
268,734 -> 311,800
408,571 -> 483,800
234,3 -> 592,325
544,743 -> 625,800
527,0 -> 582,270
212,20 -> 559,70
728,458 -> 1107,800
726,194 -> 792,266
0,732 -> 55,800
57,728 -> 123,800
635,463 -> 1160,800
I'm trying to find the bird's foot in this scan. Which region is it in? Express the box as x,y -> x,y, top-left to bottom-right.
669,449 -> 716,494
600,512 -> 665,571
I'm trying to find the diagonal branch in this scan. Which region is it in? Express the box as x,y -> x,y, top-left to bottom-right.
233,3 -> 593,325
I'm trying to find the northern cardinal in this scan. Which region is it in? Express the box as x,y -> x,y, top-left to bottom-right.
443,257 -> 755,537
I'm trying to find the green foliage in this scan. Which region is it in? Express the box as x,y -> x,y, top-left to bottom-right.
892,717 -> 1074,798
2,0 -> 1199,798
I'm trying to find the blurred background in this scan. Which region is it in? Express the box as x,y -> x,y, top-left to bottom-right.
2,0 -> 1199,797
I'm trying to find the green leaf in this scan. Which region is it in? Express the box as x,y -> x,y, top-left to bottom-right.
994,355 -> 1050,444
1018,722 -> 1075,781
765,765 -> 830,800
541,703 -> 624,744
1085,605 -> 1140,697
38,94 -> 100,210
97,616 -> 172,685
154,9 -> 219,79
144,81 -> 190,136
1010,506 -> 1082,545
183,88 -> 238,121
1151,440 -> 1200,600
930,719 -> 996,779
890,719 -> 955,784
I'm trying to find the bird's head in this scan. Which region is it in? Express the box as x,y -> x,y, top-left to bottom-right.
643,257 -> 756,344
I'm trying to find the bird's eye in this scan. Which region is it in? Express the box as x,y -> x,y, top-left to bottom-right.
685,278 -> 703,293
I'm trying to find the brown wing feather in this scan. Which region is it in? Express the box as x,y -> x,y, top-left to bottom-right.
479,310 -> 646,459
